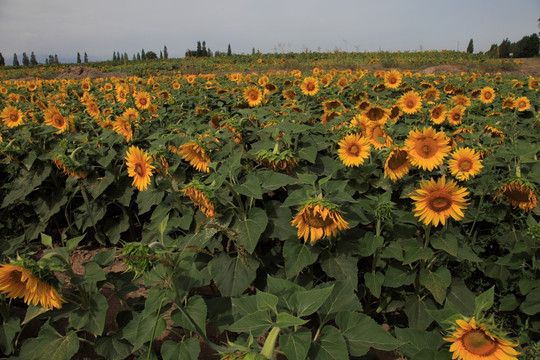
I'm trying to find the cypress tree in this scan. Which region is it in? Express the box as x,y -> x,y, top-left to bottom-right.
160,50 -> 163,59
30,52 -> 38,65
84,52 -> 88,63
124,52 -> 128,61
0,52 -> 4,66
227,44 -> 232,56
466,39 -> 474,53
197,41 -> 202,57
77,52 -> 82,63
113,52 -> 117,61
22,52 -> 30,66
141,49 -> 146,59
163,45 -> 168,59
137,53 -> 141,61
13,53 -> 20,66
54,54 -> 59,64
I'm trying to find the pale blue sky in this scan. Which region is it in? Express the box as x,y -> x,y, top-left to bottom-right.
1,0 -> 539,64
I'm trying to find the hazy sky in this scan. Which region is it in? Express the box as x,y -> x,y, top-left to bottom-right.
1,0 -> 539,64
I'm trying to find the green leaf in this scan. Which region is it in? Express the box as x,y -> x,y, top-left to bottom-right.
281,188 -> 310,208
499,294 -> 519,311
256,290 -> 278,313
383,265 -> 416,288
308,325 -> 348,360
419,267 -> 451,305
274,312 -> 308,327
91,248 -> 116,267
403,243 -> 433,265
445,279 -> 475,316
431,233 -> 458,257
234,207 -> 268,254
335,311 -> 402,356
68,293 -> 108,336
364,271 -> 385,298
318,279 -> 362,324
227,310 -> 273,336
0,317 -> 21,354
161,338 -> 200,360
82,261 -> 107,284
171,296 -> 207,336
404,295 -> 436,330
356,233 -> 384,257
85,171 -> 115,199
394,328 -> 445,358
320,254 -> 358,287
66,234 -> 85,253
137,186 -> 165,215
292,285 -> 334,317
298,145 -> 318,164
279,328 -> 311,360
17,324 -> 79,360
235,174 -> 263,199
122,312 -> 166,351
283,240 -> 320,279
474,286 -> 495,315
2,162 -> 51,208
520,287 -> 540,315
22,305 -> 49,325
257,170 -> 298,192
94,336 -> 133,360
211,253 -> 260,297
40,233 -> 53,248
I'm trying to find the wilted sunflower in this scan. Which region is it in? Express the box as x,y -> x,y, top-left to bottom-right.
243,86 -> 263,107
384,147 -> 411,181
444,317 -> 520,360
515,96 -> 531,111
430,104 -> 447,124
322,99 -> 344,113
398,91 -> 422,114
181,182 -> 216,218
410,176 -> 469,227
479,87 -> 496,104
256,149 -> 297,172
384,70 -> 402,89
179,141 -> 211,173
1,105 -> 24,128
43,104 -> 69,133
134,91 -> 151,110
0,261 -> 65,310
337,133 -> 371,167
300,76 -> 319,96
405,127 -> 451,171
291,199 -> 349,243
125,145 -> 155,191
448,147 -> 483,181
496,179 -> 537,211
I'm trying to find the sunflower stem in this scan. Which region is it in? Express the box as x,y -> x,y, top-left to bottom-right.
260,327 -> 281,359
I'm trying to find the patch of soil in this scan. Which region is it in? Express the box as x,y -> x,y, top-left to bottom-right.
418,65 -> 467,75
55,65 -> 126,79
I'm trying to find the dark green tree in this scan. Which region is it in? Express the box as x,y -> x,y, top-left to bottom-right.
163,45 -> 168,59
137,53 -> 141,60
466,39 -> 474,53
84,52 -> 88,63
160,50 -> 163,59
132,54 -> 136,61
22,52 -> 30,66
202,41 -> 207,56
54,54 -> 59,64
196,41 -> 202,57
77,52 -> 82,63
13,53 -> 19,66
141,49 -> 146,59
227,43 -> 232,56
30,52 -> 38,65
514,34 -> 540,57
113,52 -> 117,61
145,51 -> 158,59
0,52 -> 5,66
124,52 -> 128,61
498,38 -> 512,58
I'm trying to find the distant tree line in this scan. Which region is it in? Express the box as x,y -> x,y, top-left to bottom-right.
185,41 -> 232,57
485,33 -> 540,58
111,46 -> 168,62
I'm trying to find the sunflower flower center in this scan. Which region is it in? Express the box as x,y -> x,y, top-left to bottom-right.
303,211 -> 334,228
9,269 -> 23,284
427,192 -> 452,212
415,137 -> 438,158
406,99 -> 415,108
458,159 -> 472,171
388,150 -> 407,170
53,115 -> 65,127
9,113 -> 19,122
306,83 -> 315,91
348,145 -> 360,156
504,187 -> 530,202
366,108 -> 385,121
461,330 -> 497,356
134,163 -> 146,177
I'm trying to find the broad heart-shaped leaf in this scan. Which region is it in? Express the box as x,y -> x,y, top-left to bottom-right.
335,311 -> 402,356
474,286 -> 495,316
256,290 -> 278,313
445,279 -> 475,316
0,317 -> 21,354
122,312 -> 166,351
234,207 -> 268,254
318,279 -> 362,324
283,240 -> 320,279
320,254 -> 358,288
17,323 -> 79,360
68,292 -> 108,336
234,174 -> 263,199
394,327 -> 446,359
364,271 -> 385,298
210,253 -> 260,297
404,295 -> 436,330
161,338 -> 200,360
431,233 -> 458,257
94,336 -> 133,360
170,296 -> 207,336
291,285 -> 334,317
274,312 -> 308,327
308,325 -> 348,360
419,267 -> 451,305
2,161 -> 51,208
520,287 -> 540,315
256,170 -> 298,192
279,328 -> 312,360
227,310 -> 273,337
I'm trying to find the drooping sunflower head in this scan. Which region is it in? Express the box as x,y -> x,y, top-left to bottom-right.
384,147 -> 411,181
243,86 -> 263,107
1,105 -> 24,128
496,178 -> 538,212
291,199 -> 349,243
125,145 -> 155,191
179,141 -> 211,173
384,70 -> 402,89
405,126 -> 451,171
448,147 -> 484,181
181,181 -> 216,218
300,76 -> 319,96
444,317 -> 520,360
256,149 -> 298,172
398,91 -> 422,114
337,132 -> 371,167
410,176 -> 469,227
322,99 -> 344,113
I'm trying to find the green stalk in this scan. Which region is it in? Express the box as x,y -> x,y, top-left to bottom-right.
146,297 -> 165,360
260,327 -> 281,359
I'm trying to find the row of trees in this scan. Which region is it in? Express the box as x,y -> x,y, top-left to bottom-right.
112,46 -> 168,62
485,33 -> 540,58
0,52 -> 74,66
185,41 -> 233,57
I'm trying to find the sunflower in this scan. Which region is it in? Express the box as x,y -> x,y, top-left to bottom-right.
410,176 -> 469,227
322,99 -> 344,113
337,133 -> 371,167
515,96 -> 531,111
0,261 -> 65,310
243,86 -> 263,107
398,91 -> 422,114
256,149 -> 297,172
43,104 -> 69,133
496,179 -> 538,211
1,105 -> 24,128
501,97 -> 516,110
125,146 -> 155,191
384,70 -> 402,89
405,127 -> 451,171
291,199 -> 349,243
447,105 -> 466,126
479,87 -> 496,104
430,104 -> 447,124
86,101 -> 101,119
300,77 -> 319,96
452,94 -> 471,107
115,85 -> 128,103
114,116 -> 133,142
423,87 -> 441,101
384,147 -> 411,181
181,182 -> 216,218
444,317 -> 520,360
363,105 -> 390,124
179,141 -> 211,173
366,123 -> 392,149
448,147 -> 483,181
282,89 -> 297,101
134,91 -> 151,110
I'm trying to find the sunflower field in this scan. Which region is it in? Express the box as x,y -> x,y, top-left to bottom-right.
0,52 -> 539,360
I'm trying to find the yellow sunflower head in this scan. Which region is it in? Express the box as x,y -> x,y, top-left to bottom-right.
444,317 -> 520,360
479,86 -> 496,104
243,86 -> 263,107
181,181 -> 216,218
405,127 -> 451,171
384,70 -> 402,89
398,91 -> 423,114
337,132 -> 371,167
430,104 -> 447,125
300,76 -> 319,96
125,145 -> 155,191
447,105 -> 466,126
501,97 -> 516,110
410,176 -> 469,227
496,178 -> 538,212
384,147 -> 411,181
134,91 -> 151,110
291,199 -> 349,243
1,105 -> 24,128
448,147 -> 484,181
179,141 -> 211,173
114,116 -> 133,142
366,123 -> 393,150
515,96 -> 531,112
43,104 -> 69,133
